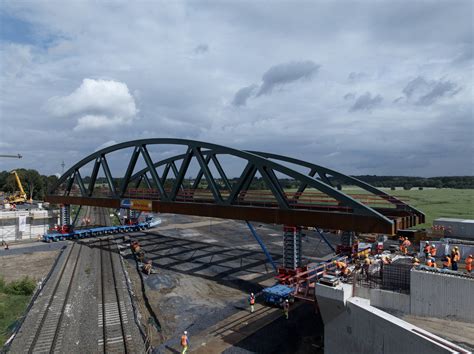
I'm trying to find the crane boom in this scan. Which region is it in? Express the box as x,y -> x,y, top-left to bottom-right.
0,154 -> 22,158
11,171 -> 26,197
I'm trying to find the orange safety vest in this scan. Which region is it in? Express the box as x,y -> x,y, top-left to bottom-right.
430,247 -> 437,256
443,257 -> 451,268
453,251 -> 460,262
181,335 -> 188,346
423,245 -> 430,253
250,296 -> 255,305
465,257 -> 472,271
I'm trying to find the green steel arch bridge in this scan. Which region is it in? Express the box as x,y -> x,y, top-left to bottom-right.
45,138 -> 424,235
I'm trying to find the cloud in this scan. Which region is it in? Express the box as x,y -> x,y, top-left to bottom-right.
47,78 -> 138,130
193,43 -> 209,54
348,72 -> 367,82
349,92 -> 383,112
1,43 -> 33,78
256,61 -> 320,96
232,84 -> 258,106
344,93 -> 355,100
1,2 -> 472,177
402,76 -> 461,105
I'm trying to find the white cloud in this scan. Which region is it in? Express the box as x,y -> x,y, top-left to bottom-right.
0,2 -> 472,176
47,78 -> 138,130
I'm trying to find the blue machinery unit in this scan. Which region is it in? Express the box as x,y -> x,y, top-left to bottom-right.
43,217 -> 161,242
262,284 -> 294,305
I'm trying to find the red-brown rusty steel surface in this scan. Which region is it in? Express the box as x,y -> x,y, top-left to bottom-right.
45,195 -> 400,234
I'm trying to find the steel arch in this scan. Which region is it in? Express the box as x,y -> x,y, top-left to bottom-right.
128,149 -> 424,222
45,138 -> 424,234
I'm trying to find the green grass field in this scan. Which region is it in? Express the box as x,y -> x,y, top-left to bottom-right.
386,188 -> 474,229
0,293 -> 30,344
286,187 -> 474,229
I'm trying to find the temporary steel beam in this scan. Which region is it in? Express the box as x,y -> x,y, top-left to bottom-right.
246,221 -> 277,272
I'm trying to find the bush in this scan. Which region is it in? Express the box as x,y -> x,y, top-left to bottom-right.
0,277 -> 5,292
3,277 -> 36,296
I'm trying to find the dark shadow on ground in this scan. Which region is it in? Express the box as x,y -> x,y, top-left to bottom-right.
222,303 -> 324,354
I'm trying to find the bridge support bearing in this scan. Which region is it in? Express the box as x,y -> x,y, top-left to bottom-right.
60,204 -> 71,226
283,226 -> 302,270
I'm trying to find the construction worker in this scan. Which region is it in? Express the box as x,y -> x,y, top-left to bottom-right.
465,255 -> 473,273
430,244 -> 437,259
426,257 -> 437,268
362,256 -> 372,279
283,299 -> 290,320
249,293 -> 256,313
398,235 -> 404,245
400,237 -> 411,255
143,260 -> 152,275
442,255 -> 451,269
423,241 -> 431,258
334,260 -> 348,276
412,257 -> 420,266
451,247 -> 460,271
181,331 -> 189,354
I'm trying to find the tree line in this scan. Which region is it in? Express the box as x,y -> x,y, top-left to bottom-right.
0,169 -> 58,200
1,169 -> 473,200
350,175 -> 474,189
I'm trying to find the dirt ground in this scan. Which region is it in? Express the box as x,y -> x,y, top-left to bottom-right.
0,250 -> 60,283
126,259 -> 246,348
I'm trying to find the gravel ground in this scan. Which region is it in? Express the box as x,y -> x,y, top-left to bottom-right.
9,239 -> 146,353
120,214 -> 333,353
0,241 -> 64,257
0,249 -> 62,283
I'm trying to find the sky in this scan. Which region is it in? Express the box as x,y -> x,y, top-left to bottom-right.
0,1 -> 473,177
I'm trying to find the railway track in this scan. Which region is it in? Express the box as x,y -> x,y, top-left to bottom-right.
98,237 -> 133,353
24,242 -> 82,353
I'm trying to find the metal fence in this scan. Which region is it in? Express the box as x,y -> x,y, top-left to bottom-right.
354,258 -> 412,294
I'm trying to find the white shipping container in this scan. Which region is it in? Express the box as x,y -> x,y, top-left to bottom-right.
433,218 -> 474,240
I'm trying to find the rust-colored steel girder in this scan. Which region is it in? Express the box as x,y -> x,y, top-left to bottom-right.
45,195 -> 402,234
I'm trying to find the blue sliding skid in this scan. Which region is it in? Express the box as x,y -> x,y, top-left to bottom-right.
246,221 -> 277,272
42,220 -> 155,242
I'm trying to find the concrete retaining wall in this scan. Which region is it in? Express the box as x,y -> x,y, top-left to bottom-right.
418,241 -> 474,261
370,288 -> 411,314
324,297 -> 468,354
411,269 -> 474,322
0,210 -> 52,241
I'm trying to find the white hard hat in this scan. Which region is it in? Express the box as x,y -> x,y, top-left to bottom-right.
286,299 -> 289,302
251,293 -> 254,296
184,331 -> 187,334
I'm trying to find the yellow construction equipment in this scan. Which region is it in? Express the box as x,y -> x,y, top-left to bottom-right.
4,171 -> 28,204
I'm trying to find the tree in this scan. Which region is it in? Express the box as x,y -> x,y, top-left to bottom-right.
23,169 -> 43,200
